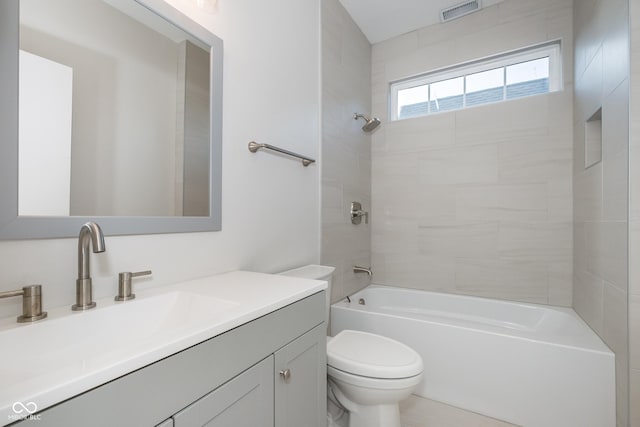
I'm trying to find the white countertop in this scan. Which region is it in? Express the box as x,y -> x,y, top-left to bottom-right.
0,271 -> 326,425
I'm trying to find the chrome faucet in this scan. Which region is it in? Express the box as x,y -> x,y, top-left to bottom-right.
72,222 -> 106,311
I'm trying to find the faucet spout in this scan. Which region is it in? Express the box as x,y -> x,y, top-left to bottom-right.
353,266 -> 372,277
78,222 -> 105,280
73,222 -> 106,311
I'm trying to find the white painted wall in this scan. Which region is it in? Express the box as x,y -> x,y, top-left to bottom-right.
0,0 -> 321,318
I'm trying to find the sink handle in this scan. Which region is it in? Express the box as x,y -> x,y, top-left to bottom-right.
115,270 -> 152,301
0,285 -> 48,323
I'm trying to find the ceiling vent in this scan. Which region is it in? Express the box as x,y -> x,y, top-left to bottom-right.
440,0 -> 482,22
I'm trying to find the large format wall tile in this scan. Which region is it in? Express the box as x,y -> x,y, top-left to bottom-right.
370,0 -> 574,307
574,0 -> 630,424
630,0 -> 640,423
321,0 -> 371,303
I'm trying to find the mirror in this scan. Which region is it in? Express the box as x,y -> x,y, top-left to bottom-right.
0,0 -> 223,239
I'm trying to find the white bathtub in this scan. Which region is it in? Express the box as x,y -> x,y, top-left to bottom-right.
330,285 -> 615,427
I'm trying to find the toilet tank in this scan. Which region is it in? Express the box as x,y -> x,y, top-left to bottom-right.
278,264 -> 335,326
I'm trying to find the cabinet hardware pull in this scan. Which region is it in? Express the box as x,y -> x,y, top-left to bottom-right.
279,369 -> 291,382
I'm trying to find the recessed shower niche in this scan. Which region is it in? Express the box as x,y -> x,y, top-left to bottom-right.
584,108 -> 602,169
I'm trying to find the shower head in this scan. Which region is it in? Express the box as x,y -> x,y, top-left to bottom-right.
354,113 -> 381,132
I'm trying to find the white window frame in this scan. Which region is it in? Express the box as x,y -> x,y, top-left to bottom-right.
389,40 -> 562,121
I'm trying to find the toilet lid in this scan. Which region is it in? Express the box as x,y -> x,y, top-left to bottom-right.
327,330 -> 423,379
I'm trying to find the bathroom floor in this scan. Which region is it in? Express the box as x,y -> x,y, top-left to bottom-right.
399,395 -> 519,427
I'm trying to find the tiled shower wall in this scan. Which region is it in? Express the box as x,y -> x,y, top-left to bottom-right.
573,0 -> 630,425
629,0 -> 640,424
321,0 -> 372,303
370,0 -> 574,305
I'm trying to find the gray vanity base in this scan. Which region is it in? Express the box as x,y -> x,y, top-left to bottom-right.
14,292 -> 326,427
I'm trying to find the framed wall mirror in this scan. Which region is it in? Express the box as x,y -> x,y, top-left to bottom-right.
0,0 -> 223,240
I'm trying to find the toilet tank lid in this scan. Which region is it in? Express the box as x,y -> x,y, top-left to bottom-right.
278,264 -> 335,281
327,330 -> 423,379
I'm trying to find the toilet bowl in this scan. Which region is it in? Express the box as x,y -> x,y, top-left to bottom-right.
327,329 -> 423,427
279,265 -> 424,427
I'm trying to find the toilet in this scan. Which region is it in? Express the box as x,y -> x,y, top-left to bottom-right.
279,265 -> 423,427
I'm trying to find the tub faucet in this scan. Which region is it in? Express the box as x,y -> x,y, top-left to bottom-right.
72,222 -> 106,311
353,266 -> 372,276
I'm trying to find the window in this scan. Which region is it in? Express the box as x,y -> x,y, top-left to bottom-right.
390,42 -> 561,121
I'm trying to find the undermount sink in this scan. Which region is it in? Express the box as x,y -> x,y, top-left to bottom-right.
1,291 -> 238,380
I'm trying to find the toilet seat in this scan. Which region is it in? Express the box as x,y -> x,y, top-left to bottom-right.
327,365 -> 423,390
327,330 -> 423,379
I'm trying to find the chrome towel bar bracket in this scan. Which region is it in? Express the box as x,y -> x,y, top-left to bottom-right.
248,141 -> 316,167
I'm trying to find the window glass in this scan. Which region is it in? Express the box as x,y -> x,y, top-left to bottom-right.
466,67 -> 504,107
506,57 -> 549,99
430,77 -> 463,112
398,84 -> 429,119
389,42 -> 560,121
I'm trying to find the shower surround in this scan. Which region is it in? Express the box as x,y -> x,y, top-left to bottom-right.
321,0 -> 372,303
573,0 -> 630,424
370,0 -> 574,306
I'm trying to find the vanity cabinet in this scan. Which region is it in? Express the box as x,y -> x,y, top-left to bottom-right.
16,292 -> 326,427
275,325 -> 326,427
168,324 -> 325,427
172,355 -> 274,427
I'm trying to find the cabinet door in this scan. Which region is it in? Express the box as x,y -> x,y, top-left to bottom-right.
274,324 -> 326,427
173,355 -> 274,427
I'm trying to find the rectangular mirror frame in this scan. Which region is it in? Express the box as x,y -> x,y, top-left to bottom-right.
0,0 -> 223,240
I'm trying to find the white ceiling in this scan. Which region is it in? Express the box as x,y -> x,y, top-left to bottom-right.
338,0 -> 505,44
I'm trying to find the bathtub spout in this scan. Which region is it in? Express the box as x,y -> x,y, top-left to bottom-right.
353,266 -> 372,276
